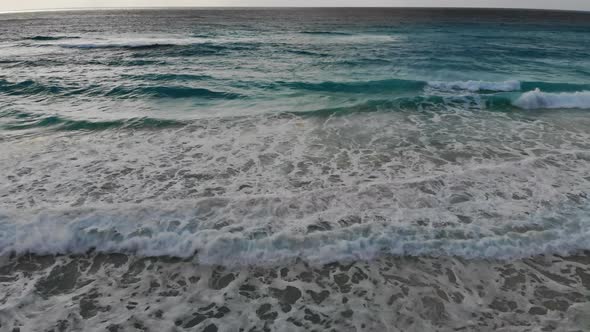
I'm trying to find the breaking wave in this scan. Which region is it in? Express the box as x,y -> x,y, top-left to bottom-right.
513,89 -> 590,109
1,203 -> 589,266
427,80 -> 522,92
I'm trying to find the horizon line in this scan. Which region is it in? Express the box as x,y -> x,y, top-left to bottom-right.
1,6 -> 589,15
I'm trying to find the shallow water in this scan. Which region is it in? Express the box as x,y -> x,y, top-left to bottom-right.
1,8 -> 590,331
1,253 -> 590,331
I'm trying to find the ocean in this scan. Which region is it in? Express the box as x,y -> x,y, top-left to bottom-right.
1,8 -> 590,331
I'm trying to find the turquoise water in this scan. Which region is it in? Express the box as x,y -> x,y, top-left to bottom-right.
0,9 -> 589,131
3,9 -> 590,332
1,9 -> 590,263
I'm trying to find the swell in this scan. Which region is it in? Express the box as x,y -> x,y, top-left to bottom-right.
277,79 -> 590,95
0,112 -> 185,131
427,80 -> 522,92
278,78 -> 426,94
26,35 -> 80,41
293,95 -> 514,117
121,73 -> 213,82
0,79 -> 242,100
281,79 -> 590,111
300,31 -> 353,36
1,203 -> 589,266
54,41 -> 259,56
59,42 -> 179,50
105,86 -> 243,99
0,79 -> 66,96
294,91 -> 590,118
2,77 -> 589,110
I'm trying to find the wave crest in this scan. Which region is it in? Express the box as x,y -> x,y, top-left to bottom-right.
427,80 -> 521,92
513,88 -> 590,110
1,204 -> 589,266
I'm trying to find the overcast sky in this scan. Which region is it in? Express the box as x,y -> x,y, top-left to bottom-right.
2,1 -> 589,12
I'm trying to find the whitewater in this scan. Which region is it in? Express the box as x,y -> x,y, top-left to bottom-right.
1,8 -> 590,332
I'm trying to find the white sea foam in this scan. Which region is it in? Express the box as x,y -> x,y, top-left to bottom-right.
1,203 -> 589,266
2,107 -> 590,266
513,88 -> 590,109
427,80 -> 521,92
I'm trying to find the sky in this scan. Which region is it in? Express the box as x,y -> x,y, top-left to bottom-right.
1,0 -> 589,12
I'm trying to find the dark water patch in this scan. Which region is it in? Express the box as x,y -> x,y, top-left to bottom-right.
1,113 -> 185,131
292,99 -> 421,117
3,59 -> 67,68
27,35 -> 80,41
192,33 -> 214,38
106,85 -> 243,99
122,73 -> 213,82
279,78 -> 426,94
119,43 -> 177,50
59,42 -> 177,50
106,59 -> 168,67
0,79 -> 105,98
165,43 -> 231,57
300,31 -> 353,36
0,79 -> 66,96
35,260 -> 80,297
0,78 -> 241,100
60,41 -> 258,57
162,42 -> 260,57
84,59 -> 167,67
522,81 -> 590,93
337,58 -> 393,66
483,94 -> 519,109
284,49 -> 329,57
292,94 -> 517,117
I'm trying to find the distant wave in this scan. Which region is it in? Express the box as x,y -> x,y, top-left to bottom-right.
0,79 -> 242,100
3,76 -> 588,110
279,78 -> 426,93
284,49 -> 329,57
53,41 -> 259,56
0,78 -> 66,96
121,73 -> 213,82
0,112 -> 185,131
514,89 -> 590,110
300,31 -> 353,36
427,80 -> 522,92
106,86 -> 243,99
295,92 -> 590,117
279,79 -> 582,94
59,42 -> 178,50
1,203 -> 589,266
27,35 -> 80,41
427,80 -> 590,94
